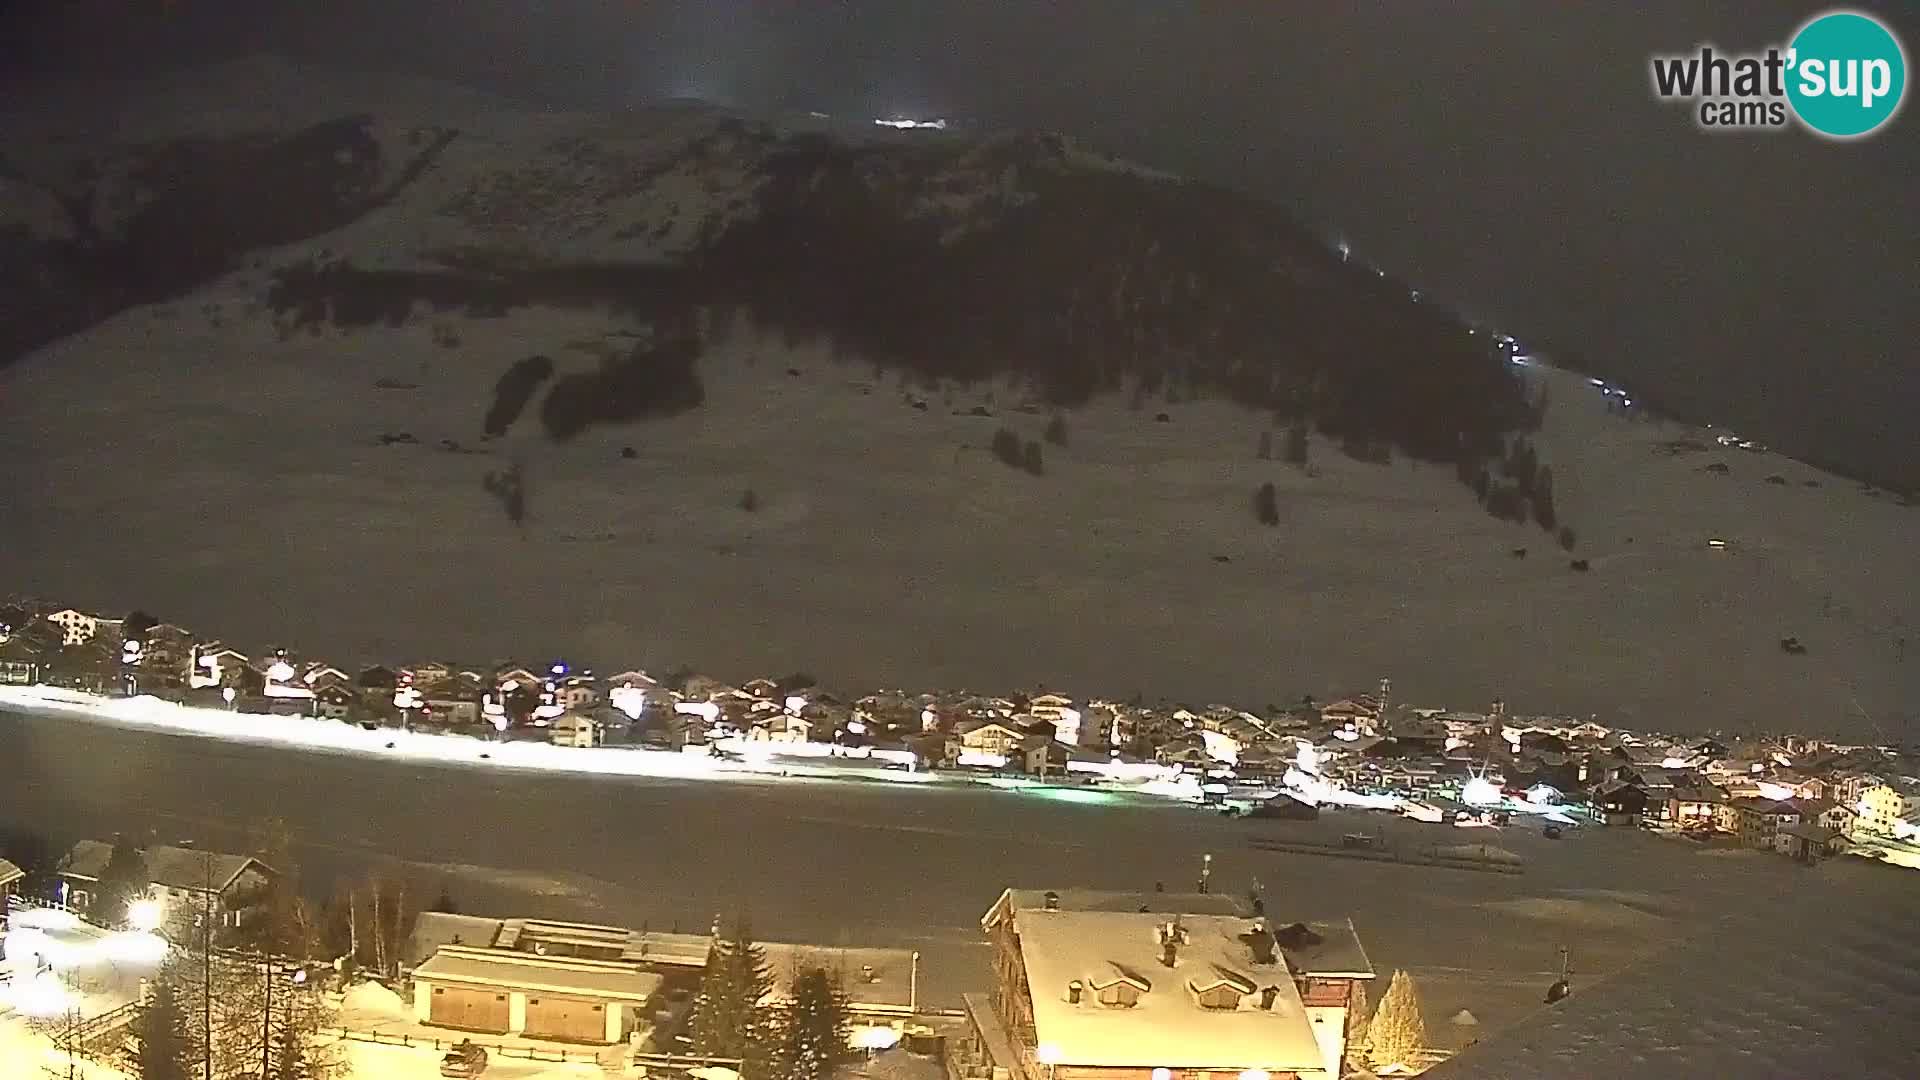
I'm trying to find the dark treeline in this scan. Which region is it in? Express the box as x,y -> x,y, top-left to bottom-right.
263,129 -> 1534,459
1,115 -> 447,368
482,354 -> 555,437
692,134 -> 1534,465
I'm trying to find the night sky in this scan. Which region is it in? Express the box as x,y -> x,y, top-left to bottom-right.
5,1 -> 1916,487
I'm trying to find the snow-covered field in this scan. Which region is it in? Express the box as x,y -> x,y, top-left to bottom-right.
3,286 -> 1914,733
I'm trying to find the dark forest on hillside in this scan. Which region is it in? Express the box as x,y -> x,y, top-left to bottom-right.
263,129 -> 1535,466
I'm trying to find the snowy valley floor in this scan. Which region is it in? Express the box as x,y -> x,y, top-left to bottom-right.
5,704 -> 1900,1056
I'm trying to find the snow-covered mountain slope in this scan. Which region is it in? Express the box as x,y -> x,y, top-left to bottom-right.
0,60 -> 1913,732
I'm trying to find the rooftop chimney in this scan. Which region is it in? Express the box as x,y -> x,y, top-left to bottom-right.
1043,890 -> 1060,911
1260,986 -> 1280,1011
1161,939 -> 1179,968
1067,980 -> 1084,1005
1246,926 -> 1277,966
861,964 -> 876,983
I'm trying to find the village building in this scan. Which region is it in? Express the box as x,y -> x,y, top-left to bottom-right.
412,945 -> 661,1043
1730,798 -> 1802,851
45,639 -> 121,695
56,840 -> 275,936
962,888 -> 1371,1080
424,693 -> 481,727
959,720 -> 1029,758
1856,780 -> 1920,836
1594,780 -> 1650,827
45,609 -> 112,646
1794,798 -> 1856,835
1025,694 -> 1084,745
312,684 -> 357,721
408,914 -> 918,1045
556,674 -> 600,712
1020,735 -> 1077,777
1667,782 -> 1727,828
1776,822 -> 1848,863
748,711 -> 812,743
1,858 -> 24,900
549,711 -> 600,748
189,645 -> 253,690
0,634 -> 46,685
133,623 -> 197,687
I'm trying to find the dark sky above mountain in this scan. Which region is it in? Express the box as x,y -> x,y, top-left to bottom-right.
5,1 -> 1916,487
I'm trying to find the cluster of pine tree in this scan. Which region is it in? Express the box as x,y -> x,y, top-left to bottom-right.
990,427 -> 1044,476
1455,437 -> 1572,545
692,918 -> 856,1080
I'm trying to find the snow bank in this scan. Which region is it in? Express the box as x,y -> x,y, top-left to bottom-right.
341,979 -> 409,1017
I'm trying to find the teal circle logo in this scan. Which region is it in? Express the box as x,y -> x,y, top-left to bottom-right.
1786,10 -> 1907,138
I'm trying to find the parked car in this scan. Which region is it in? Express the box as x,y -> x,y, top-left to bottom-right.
440,1041 -> 488,1078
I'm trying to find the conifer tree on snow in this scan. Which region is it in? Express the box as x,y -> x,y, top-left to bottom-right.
1253,482 -> 1280,526
1532,465 -> 1558,531
131,972 -> 194,1080
96,833 -> 151,928
1368,969 -> 1428,1071
1284,421 -> 1310,466
773,966 -> 853,1080
692,916 -> 775,1069
1344,980 -> 1371,1073
1045,414 -> 1069,447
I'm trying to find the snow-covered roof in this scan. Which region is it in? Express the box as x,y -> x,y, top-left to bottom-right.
407,911 -> 507,964
1270,919 -> 1375,980
60,840 -> 267,894
0,858 -> 22,886
1013,911 -> 1327,1072
982,888 -> 1250,930
413,945 -> 662,1003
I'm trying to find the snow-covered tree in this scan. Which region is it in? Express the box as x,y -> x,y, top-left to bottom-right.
692,916 -> 775,1071
1367,969 -> 1428,1071
131,972 -> 195,1080
1344,979 -> 1371,1073
1284,421 -> 1310,466
773,966 -> 853,1080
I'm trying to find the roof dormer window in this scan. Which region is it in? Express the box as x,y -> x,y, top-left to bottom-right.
1193,983 -> 1244,1011
1189,967 -> 1257,1011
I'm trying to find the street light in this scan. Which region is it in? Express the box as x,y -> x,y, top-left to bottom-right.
127,897 -> 165,933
